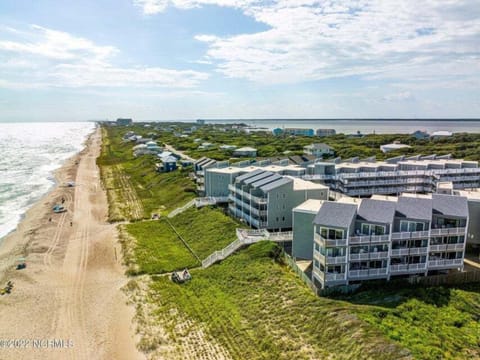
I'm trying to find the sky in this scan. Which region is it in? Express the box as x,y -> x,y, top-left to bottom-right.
0,0 -> 479,121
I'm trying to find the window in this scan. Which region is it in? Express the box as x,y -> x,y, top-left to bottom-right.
282,216 -> 285,221
400,220 -> 424,232
314,243 -> 319,252
314,260 -> 319,269
361,223 -> 386,235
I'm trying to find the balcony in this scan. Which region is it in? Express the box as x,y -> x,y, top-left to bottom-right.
326,256 -> 347,264
349,268 -> 388,279
391,248 -> 409,256
251,195 -> 267,204
390,263 -> 427,273
349,234 -> 390,245
430,227 -> 466,236
428,259 -> 463,268
318,272 -> 346,282
369,251 -> 389,259
250,207 -> 267,217
447,243 -> 465,251
349,253 -> 370,261
429,244 -> 447,252
314,233 -> 347,247
391,231 -> 429,240
408,247 -> 428,255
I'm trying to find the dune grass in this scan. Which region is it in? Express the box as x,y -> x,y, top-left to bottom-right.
124,207 -> 241,274
146,241 -> 407,360
342,284 -> 480,359
124,220 -> 199,274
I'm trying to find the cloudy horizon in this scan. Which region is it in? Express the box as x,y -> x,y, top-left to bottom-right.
1,0 -> 479,121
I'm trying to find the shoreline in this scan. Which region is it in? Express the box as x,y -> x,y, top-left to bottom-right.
0,127 -> 142,360
0,124 -> 95,245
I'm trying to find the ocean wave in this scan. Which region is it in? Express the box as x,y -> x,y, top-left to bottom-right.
0,122 -> 95,240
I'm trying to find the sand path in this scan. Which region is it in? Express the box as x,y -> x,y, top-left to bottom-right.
0,128 -> 143,360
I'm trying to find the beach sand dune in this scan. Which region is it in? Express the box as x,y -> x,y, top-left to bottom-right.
0,128 -> 143,360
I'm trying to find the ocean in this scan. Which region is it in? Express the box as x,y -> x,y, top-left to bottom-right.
0,122 -> 95,241
202,119 -> 480,134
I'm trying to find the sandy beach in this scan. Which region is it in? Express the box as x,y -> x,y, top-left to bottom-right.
0,127 -> 143,360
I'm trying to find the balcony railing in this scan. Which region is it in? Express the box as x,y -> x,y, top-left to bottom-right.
350,252 -> 388,261
349,253 -> 370,261
429,244 -> 447,252
391,231 -> 429,240
251,195 -> 267,204
430,227 -> 466,236
408,247 -> 428,255
349,268 -> 388,278
319,272 -> 346,282
447,243 -> 465,251
349,234 -> 390,244
391,248 -> 409,256
428,259 -> 463,268
390,263 -> 427,272
314,233 -> 347,247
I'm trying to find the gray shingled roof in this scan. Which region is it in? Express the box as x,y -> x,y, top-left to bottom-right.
357,199 -> 396,224
244,171 -> 276,185
395,196 -> 432,221
251,173 -> 282,188
313,202 -> 357,228
235,169 -> 264,182
432,194 -> 468,218
260,177 -> 292,192
305,143 -> 333,150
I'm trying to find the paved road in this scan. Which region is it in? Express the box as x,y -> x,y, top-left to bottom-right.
164,144 -> 197,163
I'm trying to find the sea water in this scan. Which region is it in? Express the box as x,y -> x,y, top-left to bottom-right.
0,122 -> 95,241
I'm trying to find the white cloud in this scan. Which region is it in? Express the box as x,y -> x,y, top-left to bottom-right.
135,0 -> 480,87
0,25 -> 208,89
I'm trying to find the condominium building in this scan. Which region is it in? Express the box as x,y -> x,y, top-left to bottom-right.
228,170 -> 329,230
305,155 -> 480,197
302,193 -> 468,288
204,163 -> 307,198
303,143 -> 335,158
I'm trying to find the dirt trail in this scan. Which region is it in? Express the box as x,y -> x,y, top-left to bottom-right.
0,128 -> 143,360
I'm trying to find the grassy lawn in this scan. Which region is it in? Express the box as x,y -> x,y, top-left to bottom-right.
169,207 -> 240,259
123,207 -> 241,274
145,242 -> 407,360
341,284 -> 480,359
123,220 -> 199,274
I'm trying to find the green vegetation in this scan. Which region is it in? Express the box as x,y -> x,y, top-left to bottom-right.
130,122 -> 480,161
145,242 -> 407,360
123,220 -> 198,274
123,207 -> 240,274
97,126 -> 196,220
340,284 -> 480,359
100,124 -> 480,359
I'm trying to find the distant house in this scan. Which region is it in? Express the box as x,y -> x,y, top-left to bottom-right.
233,147 -> 257,157
116,118 -> 133,126
220,145 -> 237,151
272,128 -> 284,136
412,130 -> 430,140
380,143 -> 411,153
196,119 -> 206,125
431,130 -> 453,139
155,156 -> 177,173
199,142 -> 214,150
284,128 -> 314,137
303,143 -> 335,158
316,129 -> 336,137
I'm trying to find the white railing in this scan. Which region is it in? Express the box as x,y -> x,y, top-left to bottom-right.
325,256 -> 347,264
349,269 -> 369,278
391,248 -> 409,256
391,231 -> 429,240
408,247 -> 428,255
314,233 -> 347,247
447,243 -> 465,251
251,195 -> 267,204
430,227 -> 466,236
390,263 -> 426,272
369,251 -> 389,259
350,253 -> 370,261
430,244 -> 447,252
428,259 -> 463,268
320,272 -> 346,282
349,234 -> 389,244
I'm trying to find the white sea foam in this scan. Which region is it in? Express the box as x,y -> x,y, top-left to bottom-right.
0,122 -> 95,240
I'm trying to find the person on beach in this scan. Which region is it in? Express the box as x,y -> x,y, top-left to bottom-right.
70,221 -> 73,227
